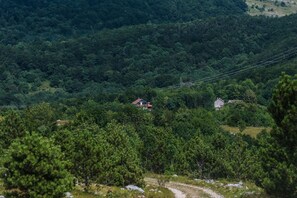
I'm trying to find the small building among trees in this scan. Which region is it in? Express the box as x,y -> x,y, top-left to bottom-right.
132,98 -> 153,110
214,98 -> 224,110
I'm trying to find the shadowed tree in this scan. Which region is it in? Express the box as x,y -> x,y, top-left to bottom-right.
258,74 -> 297,197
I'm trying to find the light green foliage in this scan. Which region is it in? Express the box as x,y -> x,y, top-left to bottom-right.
100,122 -> 144,187
139,125 -> 176,174
54,121 -> 144,188
186,134 -> 215,178
223,136 -> 260,180
54,125 -> 105,190
1,133 -> 73,198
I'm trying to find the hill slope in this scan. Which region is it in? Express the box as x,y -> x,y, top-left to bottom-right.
246,0 -> 297,17
0,0 -> 247,44
1,15 -> 297,105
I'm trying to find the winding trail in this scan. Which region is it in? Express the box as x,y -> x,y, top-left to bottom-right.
145,178 -> 223,198
167,187 -> 186,198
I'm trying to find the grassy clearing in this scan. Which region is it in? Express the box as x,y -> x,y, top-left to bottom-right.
28,80 -> 65,96
221,125 -> 271,138
147,174 -> 268,198
246,0 -> 297,16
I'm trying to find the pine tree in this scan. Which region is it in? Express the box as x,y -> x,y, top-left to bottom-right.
2,133 -> 73,198
258,74 -> 297,197
100,122 -> 144,187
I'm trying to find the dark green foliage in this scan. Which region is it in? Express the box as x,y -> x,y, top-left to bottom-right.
0,0 -> 246,44
54,125 -> 105,190
222,136 -> 261,180
223,103 -> 273,127
185,134 -> 218,178
257,133 -> 296,198
23,103 -> 57,135
0,1 -> 296,193
179,131 -> 261,180
258,74 -> 297,197
171,108 -> 220,139
139,125 -> 176,173
1,133 -> 73,198
269,74 -> 297,150
0,82 -> 283,193
0,14 -> 297,104
0,111 -> 26,149
54,121 -> 144,188
100,122 -> 144,186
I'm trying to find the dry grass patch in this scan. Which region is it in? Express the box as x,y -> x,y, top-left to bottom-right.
221,125 -> 271,138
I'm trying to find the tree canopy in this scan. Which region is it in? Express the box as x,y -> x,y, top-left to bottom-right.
1,133 -> 73,198
258,74 -> 297,197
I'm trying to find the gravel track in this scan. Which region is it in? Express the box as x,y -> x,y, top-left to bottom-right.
145,178 -> 224,198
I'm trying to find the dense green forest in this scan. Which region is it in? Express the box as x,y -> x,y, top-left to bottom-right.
0,74 -> 296,197
0,0 -> 247,43
0,0 -> 296,197
1,14 -> 297,106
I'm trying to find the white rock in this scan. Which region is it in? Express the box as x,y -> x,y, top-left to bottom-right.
65,192 -> 73,198
244,191 -> 255,195
125,185 -> 145,193
205,179 -> 215,184
225,183 -> 243,188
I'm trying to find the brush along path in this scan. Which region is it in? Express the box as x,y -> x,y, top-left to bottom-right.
145,178 -> 223,198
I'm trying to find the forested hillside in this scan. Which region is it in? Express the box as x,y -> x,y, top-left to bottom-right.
0,0 -> 247,44
0,1 -> 296,197
1,14 -> 297,105
0,74 -> 296,197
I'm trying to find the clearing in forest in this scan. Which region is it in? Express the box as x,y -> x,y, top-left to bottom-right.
221,125 -> 271,138
246,0 -> 297,16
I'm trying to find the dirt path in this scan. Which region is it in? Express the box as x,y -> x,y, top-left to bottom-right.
145,178 -> 223,198
167,187 -> 186,198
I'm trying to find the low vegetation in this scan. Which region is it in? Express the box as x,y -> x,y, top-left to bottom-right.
221,125 -> 271,138
0,74 -> 295,197
246,0 -> 297,16
168,175 -> 268,198
0,181 -> 172,198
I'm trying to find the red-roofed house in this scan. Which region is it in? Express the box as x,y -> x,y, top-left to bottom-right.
132,98 -> 153,110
